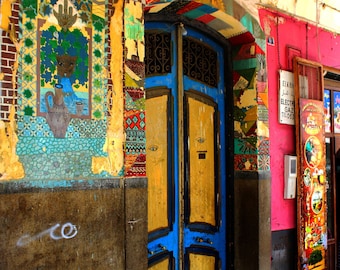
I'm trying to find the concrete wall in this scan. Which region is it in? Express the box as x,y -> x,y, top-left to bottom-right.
234,171 -> 271,270
0,178 -> 147,269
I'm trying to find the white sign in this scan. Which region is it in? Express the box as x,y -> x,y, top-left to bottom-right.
279,70 -> 295,125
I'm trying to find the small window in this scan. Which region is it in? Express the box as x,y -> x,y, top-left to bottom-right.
183,37 -> 218,87
145,32 -> 172,76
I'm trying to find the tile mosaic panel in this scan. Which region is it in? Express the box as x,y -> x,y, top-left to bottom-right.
17,116 -> 106,139
258,153 -> 270,171
234,154 -> 257,170
17,140 -> 109,180
258,136 -> 269,156
20,0 -> 107,121
232,30 -> 269,171
234,137 -> 257,155
124,0 -> 146,178
20,0 -> 108,122
15,0 -> 114,180
124,110 -> 146,176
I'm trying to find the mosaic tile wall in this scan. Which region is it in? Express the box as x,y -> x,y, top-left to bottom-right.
124,0 -> 146,177
2,0 -> 269,180
232,17 -> 270,171
15,0 -> 113,180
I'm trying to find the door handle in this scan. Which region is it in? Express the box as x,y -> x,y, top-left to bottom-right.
148,244 -> 167,255
195,237 -> 213,245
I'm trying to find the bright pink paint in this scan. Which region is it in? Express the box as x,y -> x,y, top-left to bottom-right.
259,8 -> 340,231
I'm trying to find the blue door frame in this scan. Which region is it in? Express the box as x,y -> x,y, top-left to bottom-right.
146,21 -> 229,270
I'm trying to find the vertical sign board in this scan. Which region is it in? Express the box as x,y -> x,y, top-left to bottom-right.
279,70 -> 295,125
298,99 -> 327,270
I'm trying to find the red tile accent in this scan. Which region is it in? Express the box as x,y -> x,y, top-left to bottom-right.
196,14 -> 215,24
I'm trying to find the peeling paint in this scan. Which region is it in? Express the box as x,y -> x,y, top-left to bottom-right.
92,0 -> 124,176
0,3 -> 24,181
0,105 -> 25,180
263,15 -> 285,36
0,0 -> 14,31
238,88 -> 257,108
257,120 -> 269,138
8,22 -> 23,93
124,2 -> 144,60
234,121 -> 243,134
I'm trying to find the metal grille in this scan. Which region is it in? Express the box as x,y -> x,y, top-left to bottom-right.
145,32 -> 172,76
183,37 -> 218,87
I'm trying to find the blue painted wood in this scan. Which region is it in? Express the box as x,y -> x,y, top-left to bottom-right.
146,22 -> 227,269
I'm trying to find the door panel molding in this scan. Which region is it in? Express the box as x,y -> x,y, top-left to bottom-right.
184,90 -> 220,232
184,246 -> 220,270
149,251 -> 175,269
146,88 -> 175,241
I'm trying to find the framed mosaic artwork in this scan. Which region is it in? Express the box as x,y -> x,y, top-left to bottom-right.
36,17 -> 92,119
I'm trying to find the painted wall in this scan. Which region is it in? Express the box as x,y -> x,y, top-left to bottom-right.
0,0 -> 147,268
259,0 -> 340,34
0,0 -> 146,181
259,8 -> 340,231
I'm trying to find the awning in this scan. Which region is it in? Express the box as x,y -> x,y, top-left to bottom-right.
144,0 -> 255,46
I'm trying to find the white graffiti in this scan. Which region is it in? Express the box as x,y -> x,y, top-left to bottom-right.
17,222 -> 78,247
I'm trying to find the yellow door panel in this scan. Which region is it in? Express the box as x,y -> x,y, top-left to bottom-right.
149,257 -> 170,270
189,253 -> 215,270
146,94 -> 169,232
188,96 -> 216,226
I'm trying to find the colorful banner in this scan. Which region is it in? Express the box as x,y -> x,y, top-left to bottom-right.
299,99 -> 327,270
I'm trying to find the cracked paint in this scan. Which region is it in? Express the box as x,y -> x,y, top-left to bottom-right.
238,89 -> 257,108
0,3 -> 24,180
124,2 -> 144,61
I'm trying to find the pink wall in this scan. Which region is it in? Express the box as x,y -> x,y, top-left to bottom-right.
259,8 -> 340,231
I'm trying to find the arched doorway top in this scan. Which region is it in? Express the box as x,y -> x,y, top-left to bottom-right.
144,0 -> 255,45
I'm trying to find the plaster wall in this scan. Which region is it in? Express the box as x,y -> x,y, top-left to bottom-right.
259,8 -> 340,231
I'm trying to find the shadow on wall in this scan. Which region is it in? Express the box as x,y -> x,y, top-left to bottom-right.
271,229 -> 297,270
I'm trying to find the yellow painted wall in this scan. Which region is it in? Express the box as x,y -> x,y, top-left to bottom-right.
92,0 -> 125,176
0,0 -> 14,31
0,105 -> 24,180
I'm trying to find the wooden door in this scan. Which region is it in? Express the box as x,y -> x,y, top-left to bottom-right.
145,22 -> 230,269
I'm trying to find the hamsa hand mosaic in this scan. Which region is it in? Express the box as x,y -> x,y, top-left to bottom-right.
36,0 -> 92,137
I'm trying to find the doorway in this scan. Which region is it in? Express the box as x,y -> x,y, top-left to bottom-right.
145,22 -> 233,269
323,74 -> 340,269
